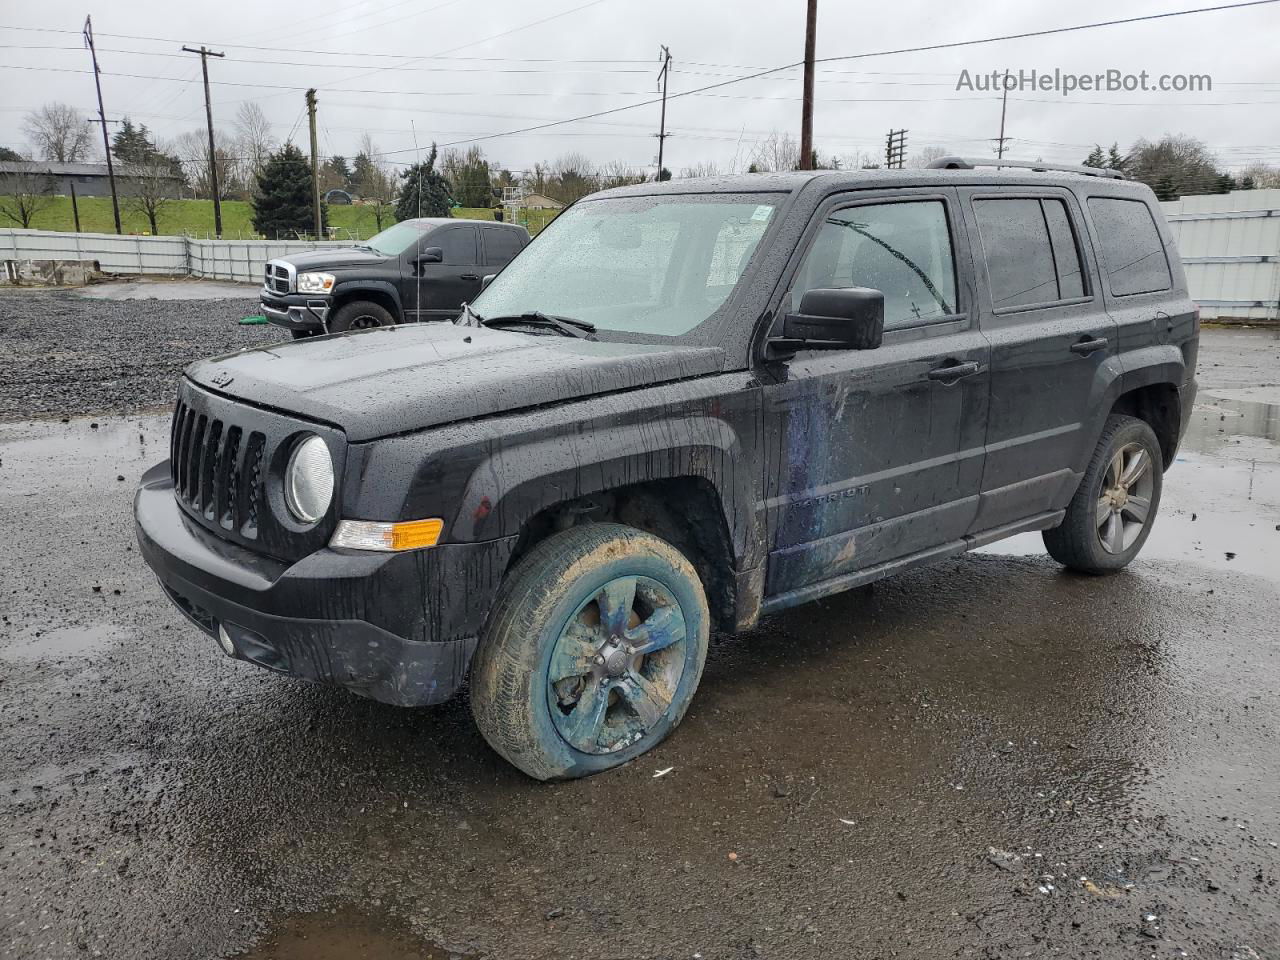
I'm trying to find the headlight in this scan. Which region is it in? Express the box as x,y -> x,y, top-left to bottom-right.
296,272 -> 335,294
284,434 -> 334,524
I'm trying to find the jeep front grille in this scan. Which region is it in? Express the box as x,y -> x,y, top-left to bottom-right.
170,400 -> 266,540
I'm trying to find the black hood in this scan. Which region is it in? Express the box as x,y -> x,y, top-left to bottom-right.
186,324 -> 725,442
277,248 -> 392,271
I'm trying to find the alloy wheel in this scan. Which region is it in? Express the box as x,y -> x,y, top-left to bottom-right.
547,575 -> 688,754
1096,442 -> 1155,554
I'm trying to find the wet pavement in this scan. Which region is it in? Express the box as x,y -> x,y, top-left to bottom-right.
1,328 -> 1278,959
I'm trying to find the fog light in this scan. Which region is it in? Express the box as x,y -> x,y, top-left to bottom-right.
216,623 -> 236,656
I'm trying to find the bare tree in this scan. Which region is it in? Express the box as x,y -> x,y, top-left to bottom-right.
121,160 -> 178,234
545,153 -> 598,204
0,168 -> 56,228
907,145 -> 949,168
749,132 -> 801,173
352,134 -> 396,232
234,102 -> 275,191
1237,161 -> 1280,188
678,161 -> 720,179
598,159 -> 646,189
172,129 -> 237,199
22,103 -> 97,163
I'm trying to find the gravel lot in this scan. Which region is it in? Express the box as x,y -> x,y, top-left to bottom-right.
1,290 -> 1278,959
0,286 -> 276,419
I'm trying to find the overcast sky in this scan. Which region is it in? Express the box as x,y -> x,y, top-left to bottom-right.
2,0 -> 1277,176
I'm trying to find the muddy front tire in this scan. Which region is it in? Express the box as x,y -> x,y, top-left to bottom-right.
1043,414 -> 1163,574
470,523 -> 710,781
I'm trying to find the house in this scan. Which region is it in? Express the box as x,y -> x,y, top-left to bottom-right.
505,193 -> 565,211
0,161 -> 183,199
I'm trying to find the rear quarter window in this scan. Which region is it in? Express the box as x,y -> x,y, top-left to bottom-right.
1087,197 -> 1172,297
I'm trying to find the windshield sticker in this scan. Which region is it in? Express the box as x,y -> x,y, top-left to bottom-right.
751,205 -> 773,222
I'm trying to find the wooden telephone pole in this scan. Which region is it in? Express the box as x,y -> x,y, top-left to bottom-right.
655,46 -> 672,180
181,45 -> 226,238
799,0 -> 818,170
83,17 -> 121,234
306,89 -> 322,239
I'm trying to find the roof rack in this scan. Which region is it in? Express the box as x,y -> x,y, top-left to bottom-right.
925,156 -> 1126,180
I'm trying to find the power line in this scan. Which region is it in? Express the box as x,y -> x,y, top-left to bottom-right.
379,0 -> 1280,154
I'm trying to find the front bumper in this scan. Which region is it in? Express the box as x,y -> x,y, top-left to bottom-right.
261,292 -> 331,332
134,462 -> 515,706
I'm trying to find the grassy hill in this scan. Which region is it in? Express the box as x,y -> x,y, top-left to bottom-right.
0,195 -> 559,238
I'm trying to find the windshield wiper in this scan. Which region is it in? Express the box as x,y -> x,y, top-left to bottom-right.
478,311 -> 596,339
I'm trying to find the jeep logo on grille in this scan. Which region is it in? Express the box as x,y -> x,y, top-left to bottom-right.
210,369 -> 234,387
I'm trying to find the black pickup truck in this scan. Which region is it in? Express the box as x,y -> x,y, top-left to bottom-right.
136,160 -> 1197,780
260,218 -> 530,335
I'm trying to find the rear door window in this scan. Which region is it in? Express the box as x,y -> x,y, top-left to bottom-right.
431,225 -> 479,265
1087,197 -> 1172,296
974,198 -> 1058,309
483,228 -> 524,266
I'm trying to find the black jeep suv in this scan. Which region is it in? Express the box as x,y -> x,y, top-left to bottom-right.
260,217 -> 530,336
136,160 -> 1198,780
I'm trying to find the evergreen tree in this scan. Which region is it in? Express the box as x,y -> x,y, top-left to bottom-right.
0,147 -> 23,161
1240,175 -> 1257,190
451,146 -> 494,208
252,143 -> 327,238
1213,172 -> 1237,194
1083,144 -> 1106,168
1153,175 -> 1179,202
395,143 -> 453,220
324,155 -> 353,189
1105,143 -> 1129,173
111,117 -> 183,182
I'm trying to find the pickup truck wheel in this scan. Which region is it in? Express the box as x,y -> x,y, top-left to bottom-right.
1043,414 -> 1162,574
470,523 -> 710,781
329,299 -> 394,332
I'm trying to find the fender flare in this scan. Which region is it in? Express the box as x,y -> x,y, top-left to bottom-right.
331,280 -> 403,321
449,415 -> 761,570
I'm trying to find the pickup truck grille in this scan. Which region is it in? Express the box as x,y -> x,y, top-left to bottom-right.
170,399 -> 267,539
167,381 -> 344,562
264,260 -> 293,294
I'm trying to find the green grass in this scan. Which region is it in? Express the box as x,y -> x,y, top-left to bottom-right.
0,196 -> 559,238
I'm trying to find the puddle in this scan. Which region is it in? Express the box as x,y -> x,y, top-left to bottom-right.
985,392 -> 1280,582
1,622 -> 127,661
1180,393 -> 1280,459
240,910 -> 470,960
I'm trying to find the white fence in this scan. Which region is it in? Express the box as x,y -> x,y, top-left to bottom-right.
1160,189 -> 1280,322
0,229 -> 350,284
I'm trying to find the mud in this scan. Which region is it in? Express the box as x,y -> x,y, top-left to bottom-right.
1,327 -> 1278,959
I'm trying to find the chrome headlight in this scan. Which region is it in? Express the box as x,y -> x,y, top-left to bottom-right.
297,271 -> 335,294
284,435 -> 334,524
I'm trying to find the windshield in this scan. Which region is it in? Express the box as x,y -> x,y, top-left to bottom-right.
472,194 -> 780,337
362,220 -> 429,257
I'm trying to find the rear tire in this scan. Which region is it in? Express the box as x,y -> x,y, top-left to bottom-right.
329,299 -> 395,332
470,523 -> 710,781
1043,414 -> 1162,574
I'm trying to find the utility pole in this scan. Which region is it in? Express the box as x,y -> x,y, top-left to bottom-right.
799,0 -> 818,170
83,17 -> 121,234
182,44 -> 225,238
995,69 -> 1012,159
306,89 -> 322,238
654,46 -> 672,180
69,181 -> 81,232
884,129 -> 908,169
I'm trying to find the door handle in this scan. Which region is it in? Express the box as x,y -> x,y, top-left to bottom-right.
1070,337 -> 1108,356
460,273 -> 480,281
927,360 -> 980,382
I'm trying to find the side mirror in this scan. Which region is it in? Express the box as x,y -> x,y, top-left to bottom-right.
417,247 -> 443,264
480,273 -> 496,291
780,287 -> 884,350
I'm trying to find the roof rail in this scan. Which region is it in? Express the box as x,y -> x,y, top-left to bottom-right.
925,156 -> 1126,180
